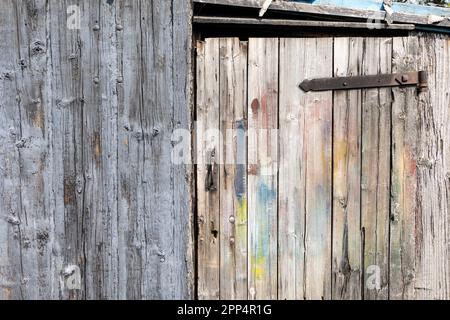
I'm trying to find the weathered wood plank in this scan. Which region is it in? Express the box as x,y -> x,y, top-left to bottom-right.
390,36 -> 419,300
11,0 -> 53,299
361,37 -> 392,300
80,0 -> 121,300
219,38 -> 248,300
332,37 -> 363,300
142,0 -> 180,300
47,0 -> 85,300
247,37 -> 278,300
392,34 -> 450,300
196,38 -> 221,300
114,0 -> 193,300
417,34 -> 450,300
193,16 -> 415,31
301,38 -> 333,300
0,0 -> 24,300
116,0 -> 147,299
172,0 -> 195,300
278,38 -> 306,300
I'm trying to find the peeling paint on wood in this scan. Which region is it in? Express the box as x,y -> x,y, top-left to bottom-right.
196,33 -> 449,301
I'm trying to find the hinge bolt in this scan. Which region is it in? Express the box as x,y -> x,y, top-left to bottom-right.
402,75 -> 409,82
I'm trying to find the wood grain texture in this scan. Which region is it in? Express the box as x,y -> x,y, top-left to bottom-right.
332,37 -> 363,300
391,34 -> 450,300
0,0 -> 193,300
278,38 -> 306,300
247,37 -> 278,300
0,0 -> 27,300
390,36 -> 419,300
194,34 -> 449,301
414,34 -> 450,300
219,38 -> 248,300
196,38 -> 220,300
361,37 -> 392,300
7,0 -> 53,299
302,38 -> 333,300
421,34 -> 450,300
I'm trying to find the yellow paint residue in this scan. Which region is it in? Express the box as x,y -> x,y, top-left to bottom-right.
334,139 -> 348,164
236,198 -> 247,224
333,139 -> 348,181
252,255 -> 266,280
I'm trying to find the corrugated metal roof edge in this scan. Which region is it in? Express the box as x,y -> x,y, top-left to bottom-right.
292,0 -> 450,18
194,0 -> 450,34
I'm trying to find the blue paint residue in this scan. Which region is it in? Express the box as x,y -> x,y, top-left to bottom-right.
291,0 -> 450,17
235,120 -> 247,202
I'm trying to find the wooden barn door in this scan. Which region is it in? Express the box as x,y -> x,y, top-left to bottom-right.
195,37 -> 450,300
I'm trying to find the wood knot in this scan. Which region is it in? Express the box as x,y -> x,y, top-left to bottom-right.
19,59 -> 27,70
152,127 -> 161,137
338,197 -> 347,209
31,41 -> 46,55
248,164 -> 259,176
251,98 -> 259,114
6,215 -> 20,226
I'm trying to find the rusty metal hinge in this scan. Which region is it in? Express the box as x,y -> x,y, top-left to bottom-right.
299,71 -> 428,92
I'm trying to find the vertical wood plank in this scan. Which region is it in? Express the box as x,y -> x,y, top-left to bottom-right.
172,0 -> 195,299
219,38 -> 248,300
12,0 -> 53,299
302,38 -> 333,300
391,34 -> 450,300
83,0 -> 120,299
196,38 -> 220,300
78,0 -> 107,299
0,0 -> 24,300
47,0 -> 84,300
416,35 -> 450,300
248,37 -> 278,300
116,0 -> 146,299
361,37 -> 392,300
115,0 -> 193,300
278,38 -> 306,300
332,37 -> 363,300
390,36 -> 419,300
142,0 -> 178,299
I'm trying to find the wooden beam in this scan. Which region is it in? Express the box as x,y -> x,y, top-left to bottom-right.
193,0 -> 450,28
194,16 -> 416,30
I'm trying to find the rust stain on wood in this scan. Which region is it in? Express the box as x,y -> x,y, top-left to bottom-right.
93,132 -> 102,166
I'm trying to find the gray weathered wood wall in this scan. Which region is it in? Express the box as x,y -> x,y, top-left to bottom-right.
0,0 -> 193,300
